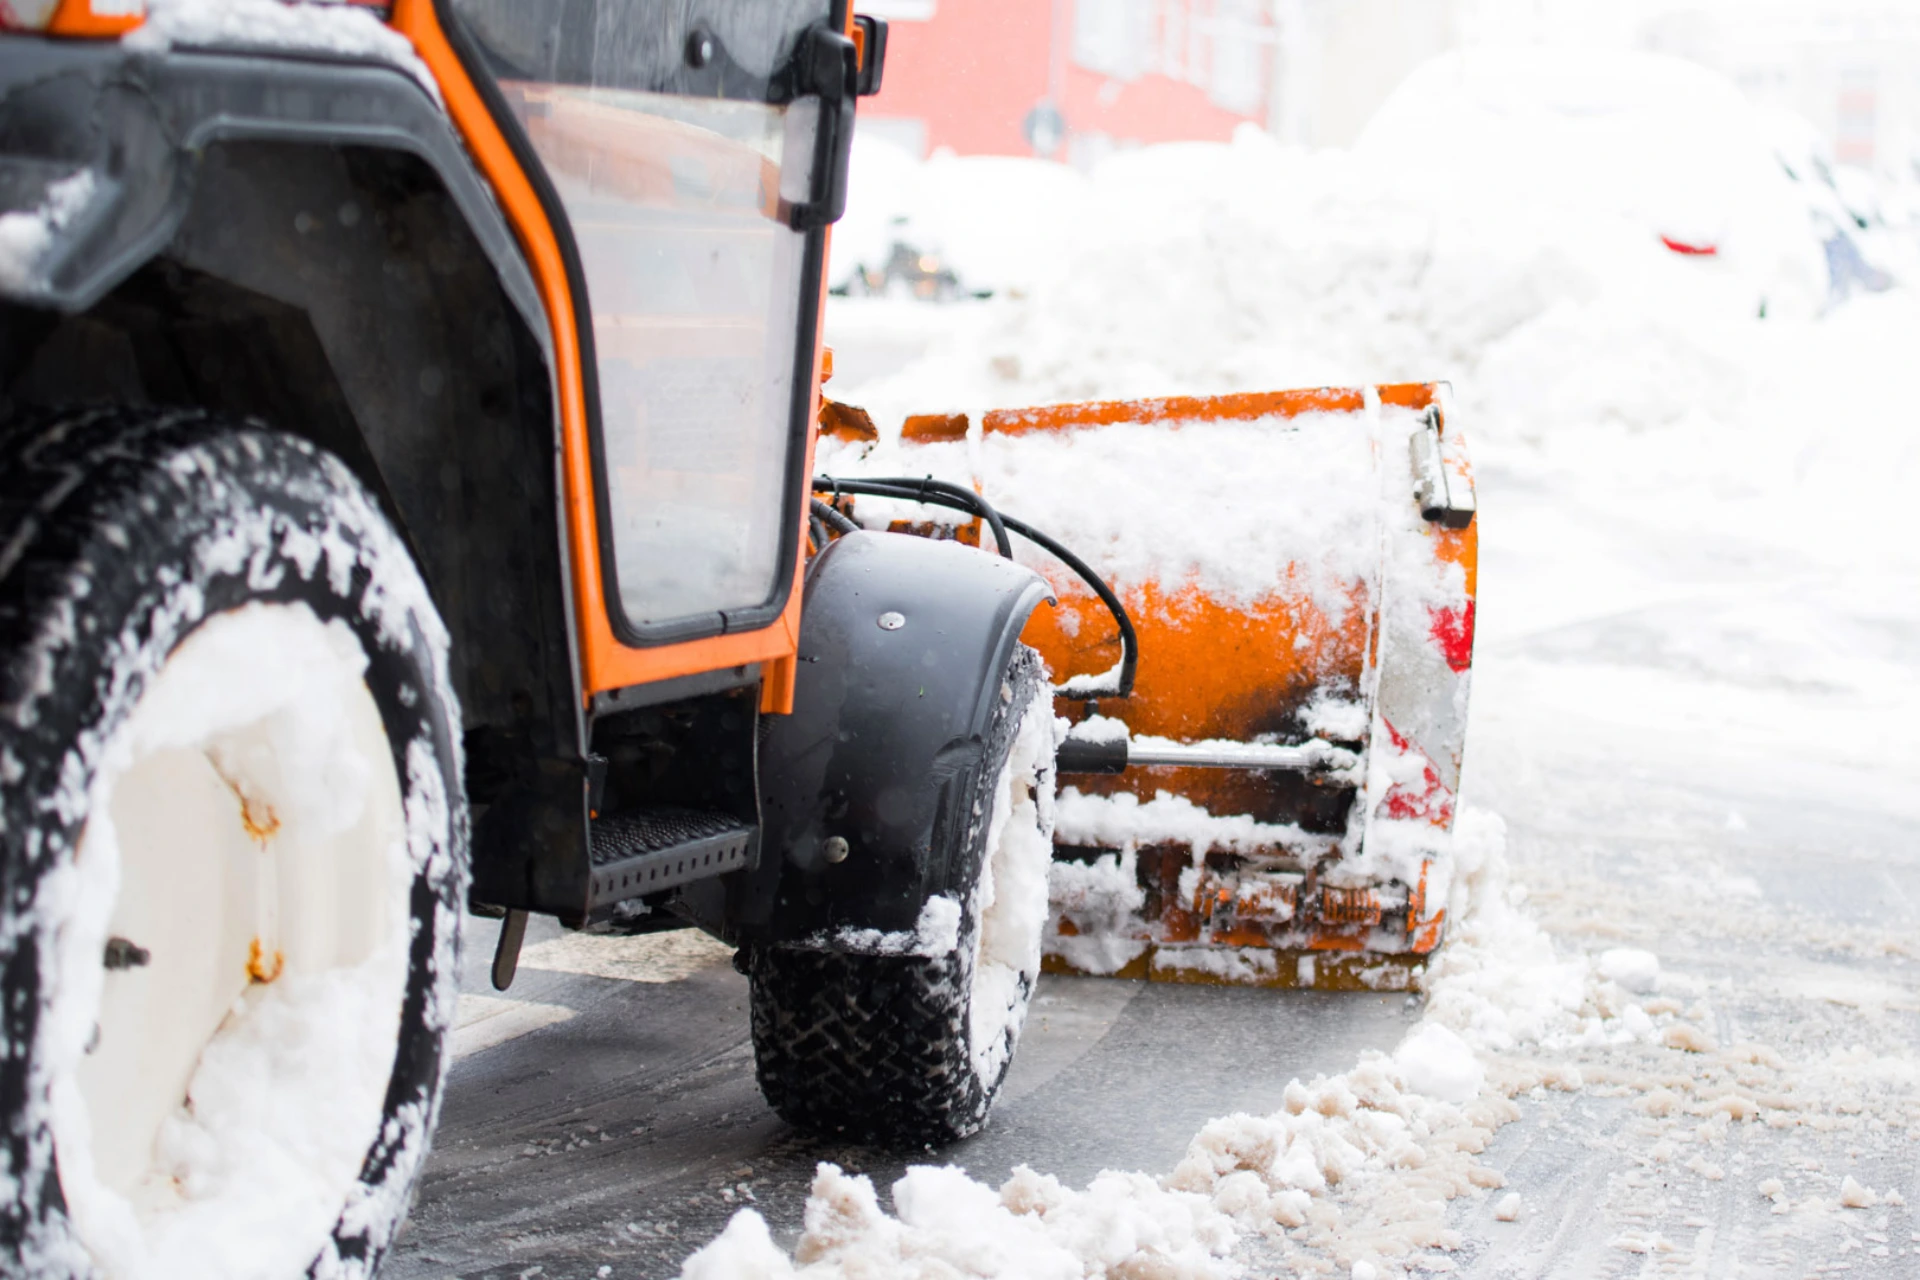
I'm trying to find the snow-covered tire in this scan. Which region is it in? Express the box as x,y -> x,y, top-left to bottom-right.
0,407 -> 467,1279
746,645 -> 1056,1148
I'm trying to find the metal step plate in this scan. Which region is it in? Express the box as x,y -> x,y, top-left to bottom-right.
587,808 -> 755,909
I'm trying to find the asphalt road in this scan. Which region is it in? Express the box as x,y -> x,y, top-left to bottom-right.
384,918 -> 1419,1280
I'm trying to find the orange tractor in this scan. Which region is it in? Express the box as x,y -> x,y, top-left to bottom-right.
0,1 -> 1473,1275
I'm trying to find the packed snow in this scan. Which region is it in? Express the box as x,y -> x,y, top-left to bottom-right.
682,42 -> 1920,1280
967,681 -> 1060,1085
0,171 -> 96,294
124,0 -> 438,100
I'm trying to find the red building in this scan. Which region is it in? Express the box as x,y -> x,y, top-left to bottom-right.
861,0 -> 1277,164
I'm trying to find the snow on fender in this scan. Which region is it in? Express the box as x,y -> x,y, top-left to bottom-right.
1393,1024 -> 1484,1104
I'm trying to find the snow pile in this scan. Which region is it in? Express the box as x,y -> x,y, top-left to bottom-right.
677,807 -> 1683,1278
1356,49 -> 1827,314
681,1160 -> 1232,1280
830,145 -> 1090,299
125,0 -> 438,100
0,171 -> 96,294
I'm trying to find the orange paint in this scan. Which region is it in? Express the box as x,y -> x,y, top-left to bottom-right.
983,386 -> 1371,435
902,412 -> 970,442
44,0 -> 140,36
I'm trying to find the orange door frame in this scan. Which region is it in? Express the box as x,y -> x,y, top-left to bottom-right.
391,0 -> 819,714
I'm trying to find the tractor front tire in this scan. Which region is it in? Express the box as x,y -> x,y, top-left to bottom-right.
746,646 -> 1057,1148
0,407 -> 467,1279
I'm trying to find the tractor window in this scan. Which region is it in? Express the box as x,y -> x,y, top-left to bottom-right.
452,0 -> 833,638
497,83 -> 815,629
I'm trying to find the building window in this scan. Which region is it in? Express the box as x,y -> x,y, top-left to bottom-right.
1075,0 -> 1153,81
1207,0 -> 1267,114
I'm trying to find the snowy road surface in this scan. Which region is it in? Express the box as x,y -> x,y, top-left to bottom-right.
384,922 -> 1416,1278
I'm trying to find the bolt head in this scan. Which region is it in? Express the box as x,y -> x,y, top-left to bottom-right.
877,611 -> 906,631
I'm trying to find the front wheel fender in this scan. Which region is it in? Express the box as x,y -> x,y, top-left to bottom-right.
722,531 -> 1051,943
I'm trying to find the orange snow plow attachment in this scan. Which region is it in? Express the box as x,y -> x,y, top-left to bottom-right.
817,382 -> 1476,990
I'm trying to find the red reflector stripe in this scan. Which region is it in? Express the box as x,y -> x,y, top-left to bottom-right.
1661,235 -> 1719,257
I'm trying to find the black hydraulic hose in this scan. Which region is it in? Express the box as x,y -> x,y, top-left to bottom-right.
810,497 -> 861,536
812,475 -> 1138,699
998,512 -> 1137,699
815,476 -> 1013,558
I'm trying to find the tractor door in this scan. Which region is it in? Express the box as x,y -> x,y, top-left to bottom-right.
447,0 -> 848,655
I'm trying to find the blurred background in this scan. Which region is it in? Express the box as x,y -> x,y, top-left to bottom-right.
828,0 -> 1919,318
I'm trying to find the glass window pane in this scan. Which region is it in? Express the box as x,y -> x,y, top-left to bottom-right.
500,83 -> 813,629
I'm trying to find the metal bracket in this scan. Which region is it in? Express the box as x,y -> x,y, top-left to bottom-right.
1409,405 -> 1475,530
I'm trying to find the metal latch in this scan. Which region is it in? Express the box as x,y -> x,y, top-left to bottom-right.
1409,405 -> 1476,530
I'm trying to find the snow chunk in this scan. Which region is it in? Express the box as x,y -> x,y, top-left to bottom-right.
828,894 -> 961,958
1054,788 -> 1328,859
1597,947 -> 1661,993
0,171 -> 96,293
1840,1176 -> 1879,1209
679,1209 -> 794,1279
1394,1024 -> 1484,1104
1662,1023 -> 1717,1054
1493,1192 -> 1522,1222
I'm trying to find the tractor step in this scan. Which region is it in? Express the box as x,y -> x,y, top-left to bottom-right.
587,807 -> 755,909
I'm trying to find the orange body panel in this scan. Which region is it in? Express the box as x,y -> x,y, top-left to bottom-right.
391,0 -> 818,713
44,0 -> 140,37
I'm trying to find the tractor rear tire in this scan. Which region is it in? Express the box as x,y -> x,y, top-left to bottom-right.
0,407 -> 467,1279
746,645 -> 1057,1148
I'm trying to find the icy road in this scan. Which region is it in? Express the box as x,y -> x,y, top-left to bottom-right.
397,110 -> 1918,1277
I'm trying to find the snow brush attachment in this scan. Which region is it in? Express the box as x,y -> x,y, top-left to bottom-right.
816,383 -> 1476,990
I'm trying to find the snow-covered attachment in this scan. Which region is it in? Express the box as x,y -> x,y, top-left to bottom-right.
827,382 -> 1476,989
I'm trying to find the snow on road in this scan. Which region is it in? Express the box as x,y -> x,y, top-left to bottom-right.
683,87 -> 1920,1278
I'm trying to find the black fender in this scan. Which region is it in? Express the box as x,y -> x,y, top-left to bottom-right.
705,531 -> 1052,944
0,41 -> 542,330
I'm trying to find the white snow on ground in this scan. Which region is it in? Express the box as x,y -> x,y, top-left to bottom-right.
124,0 -> 438,100
696,45 -> 1920,1280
